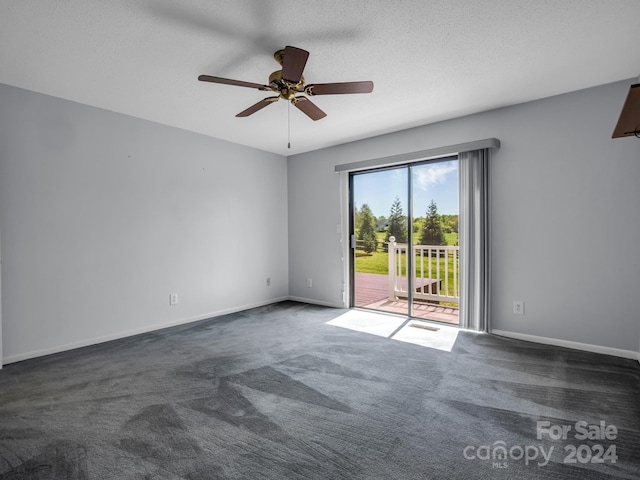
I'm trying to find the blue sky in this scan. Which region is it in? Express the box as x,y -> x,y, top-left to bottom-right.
353,159 -> 458,217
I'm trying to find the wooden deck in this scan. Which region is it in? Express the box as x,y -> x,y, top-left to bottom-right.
354,272 -> 459,325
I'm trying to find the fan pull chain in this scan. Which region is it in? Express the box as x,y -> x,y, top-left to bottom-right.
287,102 -> 291,149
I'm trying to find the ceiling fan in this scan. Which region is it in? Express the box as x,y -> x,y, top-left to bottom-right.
198,46 -> 374,121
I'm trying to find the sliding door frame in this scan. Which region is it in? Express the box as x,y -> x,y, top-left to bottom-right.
348,155 -> 458,321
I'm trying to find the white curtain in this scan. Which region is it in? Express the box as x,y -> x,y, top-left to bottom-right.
458,149 -> 490,332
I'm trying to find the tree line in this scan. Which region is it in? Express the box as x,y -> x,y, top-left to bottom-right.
355,197 -> 457,253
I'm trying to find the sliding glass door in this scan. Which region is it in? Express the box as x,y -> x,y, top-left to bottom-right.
351,157 -> 459,324
409,160 -> 459,323
351,167 -> 409,316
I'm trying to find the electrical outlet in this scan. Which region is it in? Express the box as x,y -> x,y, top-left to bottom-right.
169,293 -> 179,306
513,300 -> 524,315
306,278 -> 313,288
266,277 -> 271,286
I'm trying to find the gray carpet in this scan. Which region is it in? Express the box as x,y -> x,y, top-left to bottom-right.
0,301 -> 638,479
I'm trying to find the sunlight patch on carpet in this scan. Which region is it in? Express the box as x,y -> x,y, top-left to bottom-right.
327,310 -> 405,337
392,321 -> 459,352
327,310 -> 459,352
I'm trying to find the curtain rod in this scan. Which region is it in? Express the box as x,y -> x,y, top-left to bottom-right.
334,138 -> 500,172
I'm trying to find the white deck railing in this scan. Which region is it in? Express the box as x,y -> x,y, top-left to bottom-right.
387,236 -> 459,304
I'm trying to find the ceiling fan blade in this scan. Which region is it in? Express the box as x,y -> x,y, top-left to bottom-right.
198,75 -> 269,90
306,81 -> 374,95
236,97 -> 279,117
293,97 -> 326,121
281,46 -> 309,83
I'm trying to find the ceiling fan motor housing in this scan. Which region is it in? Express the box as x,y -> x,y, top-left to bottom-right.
268,70 -> 304,101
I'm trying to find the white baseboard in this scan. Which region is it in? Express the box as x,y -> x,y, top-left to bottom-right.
2,296 -> 290,365
8,301 -> 633,367
492,329 -> 640,363
288,296 -> 345,309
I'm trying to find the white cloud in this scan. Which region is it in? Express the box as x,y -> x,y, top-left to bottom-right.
414,162 -> 457,191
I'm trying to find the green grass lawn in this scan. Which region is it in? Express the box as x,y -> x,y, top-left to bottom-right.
354,251 -> 390,274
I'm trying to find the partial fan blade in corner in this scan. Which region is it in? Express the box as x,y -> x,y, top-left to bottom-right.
198,75 -> 269,90
293,97 -> 326,121
612,83 -> 640,138
306,81 -> 374,95
281,46 -> 309,83
236,97 -> 279,117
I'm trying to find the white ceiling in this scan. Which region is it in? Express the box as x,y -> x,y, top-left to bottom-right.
1,1 -> 639,156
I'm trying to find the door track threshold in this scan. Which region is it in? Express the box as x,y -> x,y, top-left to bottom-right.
409,323 -> 440,332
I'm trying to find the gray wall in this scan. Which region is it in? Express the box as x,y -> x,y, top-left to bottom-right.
0,83 -> 289,364
288,79 -> 640,354
2,79 -> 639,363
0,215 -> 2,364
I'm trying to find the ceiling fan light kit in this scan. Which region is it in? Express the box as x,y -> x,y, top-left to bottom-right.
198,45 -> 374,121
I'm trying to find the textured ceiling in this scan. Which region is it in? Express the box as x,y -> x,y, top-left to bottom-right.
1,1 -> 639,155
